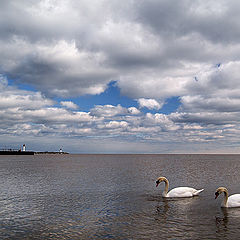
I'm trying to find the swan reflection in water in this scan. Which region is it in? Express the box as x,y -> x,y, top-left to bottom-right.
154,196 -> 199,223
215,207 -> 240,234
155,198 -> 170,220
216,208 -> 229,233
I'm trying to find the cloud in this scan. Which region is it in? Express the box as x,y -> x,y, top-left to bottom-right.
0,79 -> 179,143
0,75 -> 53,110
60,101 -> 78,110
146,113 -> 180,131
90,104 -> 128,117
127,107 -> 141,115
1,76 -> 240,153
104,121 -> 128,129
1,1 -> 240,152
1,39 -> 114,97
179,61 -> 240,114
0,79 -> 94,138
1,0 -> 240,100
137,98 -> 164,110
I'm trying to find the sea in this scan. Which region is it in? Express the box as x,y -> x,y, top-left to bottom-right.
0,154 -> 240,239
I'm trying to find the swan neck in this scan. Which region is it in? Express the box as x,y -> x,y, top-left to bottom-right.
222,190 -> 228,207
163,179 -> 169,197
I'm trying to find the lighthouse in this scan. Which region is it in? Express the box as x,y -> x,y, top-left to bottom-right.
22,144 -> 26,152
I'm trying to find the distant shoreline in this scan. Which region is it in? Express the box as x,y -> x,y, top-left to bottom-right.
0,150 -> 34,155
0,150 -> 68,155
34,151 -> 69,154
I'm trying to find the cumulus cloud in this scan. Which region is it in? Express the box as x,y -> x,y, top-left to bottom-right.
179,61 -> 240,114
1,0 -> 240,100
0,78 -> 181,144
90,104 -> 128,117
0,75 -> 53,110
127,107 -> 141,115
138,98 -> 164,110
1,1 -> 240,152
60,101 -> 78,110
104,121 -> 128,129
146,113 -> 180,131
1,77 -> 240,153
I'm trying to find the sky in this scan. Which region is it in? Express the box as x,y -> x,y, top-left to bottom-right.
1,0 -> 240,153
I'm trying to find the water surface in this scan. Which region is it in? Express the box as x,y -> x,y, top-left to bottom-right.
0,154 -> 240,239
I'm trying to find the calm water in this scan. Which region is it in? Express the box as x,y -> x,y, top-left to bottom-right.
0,154 -> 240,239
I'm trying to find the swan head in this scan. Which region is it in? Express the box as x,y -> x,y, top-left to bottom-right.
215,187 -> 228,199
156,177 -> 167,187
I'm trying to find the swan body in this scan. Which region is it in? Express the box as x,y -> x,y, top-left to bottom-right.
156,176 -> 204,198
215,187 -> 240,208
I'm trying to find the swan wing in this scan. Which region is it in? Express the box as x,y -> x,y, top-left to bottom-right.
167,187 -> 199,198
193,188 -> 204,196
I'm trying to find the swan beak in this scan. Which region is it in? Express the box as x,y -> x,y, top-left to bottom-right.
156,180 -> 160,187
215,192 -> 219,199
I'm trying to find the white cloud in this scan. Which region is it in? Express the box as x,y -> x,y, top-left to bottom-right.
60,101 -> 78,110
179,61 -> 240,114
1,1 -> 240,152
146,113 -> 180,131
0,76 -> 53,110
128,107 -> 141,115
138,98 -> 164,110
90,104 -> 128,117
104,121 -> 128,129
1,0 -> 240,100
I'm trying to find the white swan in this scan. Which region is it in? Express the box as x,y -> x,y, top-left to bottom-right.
215,187 -> 240,208
156,176 -> 204,198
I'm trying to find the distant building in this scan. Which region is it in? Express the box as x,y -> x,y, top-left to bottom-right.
22,144 -> 26,152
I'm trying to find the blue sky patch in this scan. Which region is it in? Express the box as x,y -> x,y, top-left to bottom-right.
63,81 -> 138,111
55,81 -> 181,114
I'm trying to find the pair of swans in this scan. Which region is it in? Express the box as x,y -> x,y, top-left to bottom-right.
156,177 -> 240,208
